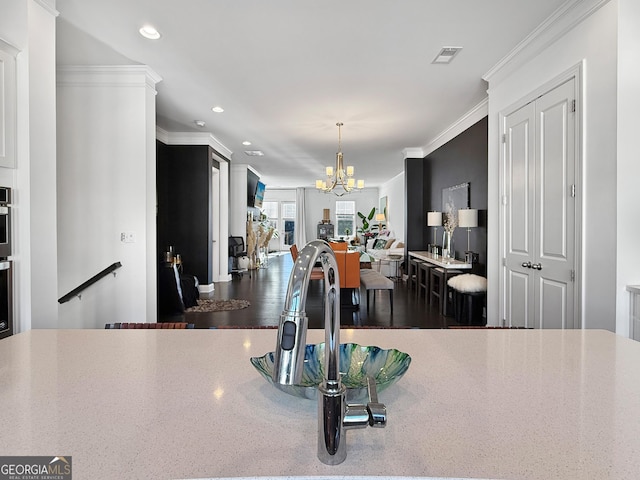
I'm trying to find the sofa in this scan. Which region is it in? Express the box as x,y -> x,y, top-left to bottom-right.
365,232 -> 405,278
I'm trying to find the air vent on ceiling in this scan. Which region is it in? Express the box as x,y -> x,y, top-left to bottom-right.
432,46 -> 463,64
244,150 -> 264,156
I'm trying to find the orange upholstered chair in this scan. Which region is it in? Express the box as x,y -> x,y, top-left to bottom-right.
333,251 -> 360,289
329,241 -> 348,252
290,244 -> 324,281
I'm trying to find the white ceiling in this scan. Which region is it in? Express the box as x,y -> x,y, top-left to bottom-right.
56,0 -> 568,188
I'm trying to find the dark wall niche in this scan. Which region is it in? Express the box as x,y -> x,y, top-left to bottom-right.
157,141 -> 218,286
404,157 -> 426,253
423,116 -> 488,268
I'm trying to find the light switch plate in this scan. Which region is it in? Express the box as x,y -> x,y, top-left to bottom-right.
121,232 -> 136,243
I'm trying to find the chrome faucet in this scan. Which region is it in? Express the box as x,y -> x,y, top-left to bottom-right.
272,240 -> 386,465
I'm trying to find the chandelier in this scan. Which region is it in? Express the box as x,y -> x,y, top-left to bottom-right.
315,122 -> 364,196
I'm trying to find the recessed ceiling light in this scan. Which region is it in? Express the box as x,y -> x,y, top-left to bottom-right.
195,120 -> 206,127
432,46 -> 463,64
242,141 -> 252,146
139,25 -> 161,40
211,106 -> 224,113
244,150 -> 264,156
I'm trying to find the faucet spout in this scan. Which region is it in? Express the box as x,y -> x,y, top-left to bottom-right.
272,240 -> 341,387
272,240 -> 385,465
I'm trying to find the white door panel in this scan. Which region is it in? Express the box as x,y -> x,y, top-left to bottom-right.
507,105 -> 534,257
538,277 -> 568,329
504,78 -> 576,329
508,270 -> 532,328
505,102 -> 535,327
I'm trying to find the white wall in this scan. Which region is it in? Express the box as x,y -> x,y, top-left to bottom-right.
485,0 -> 619,330
28,0 -> 59,329
616,0 -> 640,336
303,187 -> 380,242
379,172 -> 405,243
0,0 -> 59,332
0,0 -> 27,49
56,66 -> 160,328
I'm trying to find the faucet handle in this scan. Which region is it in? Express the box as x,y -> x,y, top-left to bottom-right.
366,376 -> 387,428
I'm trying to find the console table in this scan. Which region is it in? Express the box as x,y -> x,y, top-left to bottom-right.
408,250 -> 472,269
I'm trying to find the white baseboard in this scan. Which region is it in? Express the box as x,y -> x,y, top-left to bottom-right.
198,283 -> 215,294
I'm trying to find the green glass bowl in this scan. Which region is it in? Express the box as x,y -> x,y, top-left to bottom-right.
250,343 -> 411,401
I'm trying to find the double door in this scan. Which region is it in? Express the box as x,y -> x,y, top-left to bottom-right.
503,78 -> 577,329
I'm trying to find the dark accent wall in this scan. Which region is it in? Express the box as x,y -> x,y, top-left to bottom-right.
157,142 -> 217,285
423,116 -> 488,268
404,158 -> 426,252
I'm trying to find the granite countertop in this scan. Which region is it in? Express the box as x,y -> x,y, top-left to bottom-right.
1,328 -> 640,479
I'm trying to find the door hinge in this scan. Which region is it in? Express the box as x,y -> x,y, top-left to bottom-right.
570,270 -> 575,282
502,195 -> 508,206
570,184 -> 576,198
571,99 -> 576,113
502,257 -> 507,267
502,134 -> 507,143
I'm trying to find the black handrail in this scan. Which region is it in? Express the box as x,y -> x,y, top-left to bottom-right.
58,262 -> 123,304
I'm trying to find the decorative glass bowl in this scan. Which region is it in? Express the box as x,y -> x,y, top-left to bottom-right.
250,343 -> 411,401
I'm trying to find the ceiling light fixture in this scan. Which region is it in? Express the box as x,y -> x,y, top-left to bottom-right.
242,141 -> 252,146
315,122 -> 364,196
139,25 -> 161,40
195,120 -> 206,127
211,106 -> 224,113
244,150 -> 264,156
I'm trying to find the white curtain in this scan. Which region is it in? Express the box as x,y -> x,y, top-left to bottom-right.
295,187 -> 307,248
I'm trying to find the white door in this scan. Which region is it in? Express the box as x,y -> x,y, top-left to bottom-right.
504,101 -> 536,327
504,78 -> 577,329
211,166 -> 221,281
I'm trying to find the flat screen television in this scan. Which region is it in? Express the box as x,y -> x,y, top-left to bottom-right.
247,171 -> 259,207
254,181 -> 266,208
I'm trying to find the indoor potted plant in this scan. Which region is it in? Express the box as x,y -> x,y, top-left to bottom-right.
357,207 -> 377,244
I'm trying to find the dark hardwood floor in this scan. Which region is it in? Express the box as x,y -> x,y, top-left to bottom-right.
170,252 -> 468,329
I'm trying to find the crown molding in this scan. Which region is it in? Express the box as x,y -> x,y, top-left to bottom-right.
0,38 -> 20,56
483,0 -> 611,86
34,0 -> 59,17
402,148 -> 425,159
57,65 -> 162,90
156,128 -> 233,160
406,98 -> 488,160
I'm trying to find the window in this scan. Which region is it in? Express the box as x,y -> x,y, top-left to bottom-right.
262,201 -> 278,235
262,201 -> 278,220
335,200 -> 355,237
281,202 -> 296,246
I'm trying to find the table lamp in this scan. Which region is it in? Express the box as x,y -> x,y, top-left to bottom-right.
458,208 -> 478,263
427,211 -> 442,255
375,212 -> 386,231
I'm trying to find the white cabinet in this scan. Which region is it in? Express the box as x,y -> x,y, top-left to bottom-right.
0,40 -> 17,169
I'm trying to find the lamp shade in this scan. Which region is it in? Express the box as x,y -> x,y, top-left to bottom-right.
458,208 -> 478,228
427,211 -> 442,227
375,213 -> 386,222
